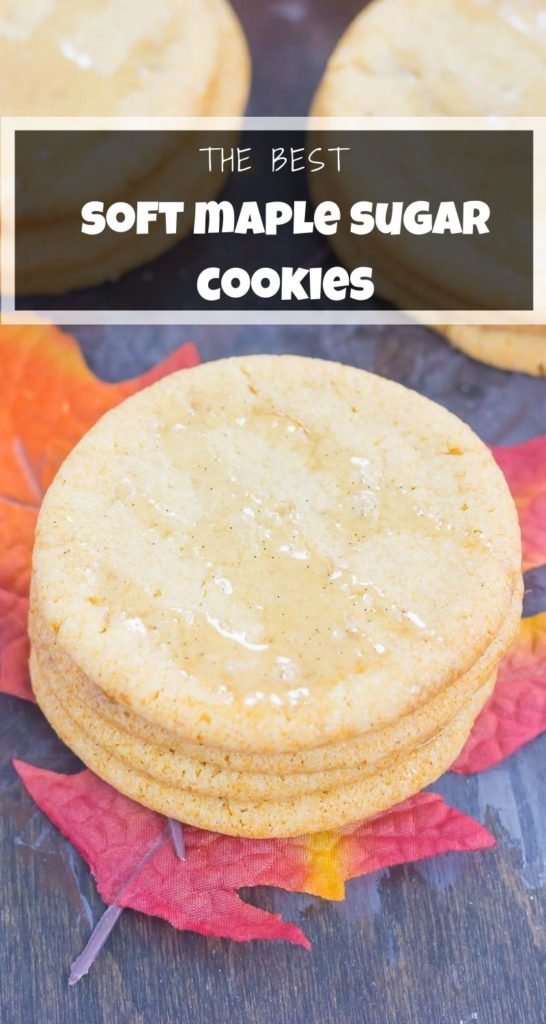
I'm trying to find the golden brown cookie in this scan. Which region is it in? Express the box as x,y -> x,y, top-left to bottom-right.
31,356 -> 522,752
5,0 -> 251,293
30,356 -> 522,835
311,0 -> 546,373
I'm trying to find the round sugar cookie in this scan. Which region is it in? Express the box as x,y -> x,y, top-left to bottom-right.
29,600 -> 503,800
31,355 -> 522,754
0,0 -> 241,116
16,136 -> 228,295
6,0 -> 251,223
312,0 -> 546,118
312,224 -> 546,376
30,652 -> 494,837
328,235 -> 546,376
11,0 -> 250,293
29,581 -> 522,781
31,643 -> 367,800
437,326 -> 546,376
311,0 -> 546,374
30,640 -> 499,801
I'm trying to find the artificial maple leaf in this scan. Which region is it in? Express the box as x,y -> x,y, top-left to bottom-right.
0,324 -> 199,700
493,437 -> 546,572
0,589 -> 29,701
14,760 -> 495,964
452,612 -> 546,774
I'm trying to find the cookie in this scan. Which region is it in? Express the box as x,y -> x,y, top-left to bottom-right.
5,0 -> 251,293
31,355 -> 521,753
30,355 -> 522,835
16,134 -> 229,295
29,582 -> 522,782
30,645 -> 495,837
312,0 -> 546,118
8,0 -> 250,221
436,326 -> 546,376
311,0 -> 545,373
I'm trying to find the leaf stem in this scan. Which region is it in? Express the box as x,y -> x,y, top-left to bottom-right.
69,904 -> 123,985
168,818 -> 186,860
68,824 -> 172,984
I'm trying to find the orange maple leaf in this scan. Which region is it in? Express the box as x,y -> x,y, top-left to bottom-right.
0,323 -> 199,699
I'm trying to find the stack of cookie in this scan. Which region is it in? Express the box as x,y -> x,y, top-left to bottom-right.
30,356 -> 522,838
3,0 -> 250,294
311,0 -> 546,375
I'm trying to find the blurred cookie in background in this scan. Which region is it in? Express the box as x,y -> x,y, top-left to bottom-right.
311,0 -> 545,374
3,0 -> 250,295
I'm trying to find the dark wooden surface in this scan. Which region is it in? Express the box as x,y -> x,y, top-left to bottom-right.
1,2 -> 546,1022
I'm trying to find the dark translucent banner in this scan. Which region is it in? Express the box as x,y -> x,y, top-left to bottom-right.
14,128 -> 533,313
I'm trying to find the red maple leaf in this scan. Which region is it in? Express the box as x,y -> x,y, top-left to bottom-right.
452,612 -> 546,773
493,437 -> 546,572
14,760 -> 495,978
